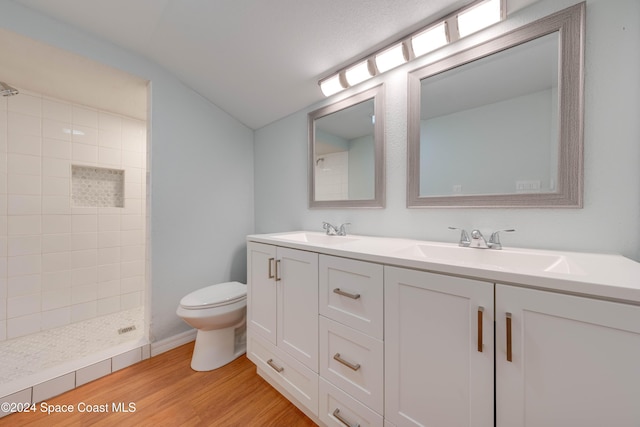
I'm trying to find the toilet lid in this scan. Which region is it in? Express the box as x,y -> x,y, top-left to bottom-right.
179,281 -> 247,309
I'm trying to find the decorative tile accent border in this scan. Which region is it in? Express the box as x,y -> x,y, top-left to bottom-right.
72,165 -> 124,207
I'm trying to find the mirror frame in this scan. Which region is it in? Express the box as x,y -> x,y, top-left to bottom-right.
309,84 -> 385,208
407,3 -> 584,208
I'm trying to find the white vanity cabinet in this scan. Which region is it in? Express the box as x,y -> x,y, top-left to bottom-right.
496,284 -> 640,427
247,232 -> 640,427
246,242 -> 319,416
384,266 -> 495,427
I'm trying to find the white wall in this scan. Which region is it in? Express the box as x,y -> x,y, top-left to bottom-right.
255,0 -> 640,262
0,2 -> 255,341
0,90 -> 146,342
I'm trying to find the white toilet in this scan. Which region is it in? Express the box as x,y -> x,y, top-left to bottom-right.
176,281 -> 247,371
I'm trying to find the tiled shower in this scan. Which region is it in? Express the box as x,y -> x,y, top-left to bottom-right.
0,87 -> 147,387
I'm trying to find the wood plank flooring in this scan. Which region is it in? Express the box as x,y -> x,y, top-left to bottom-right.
2,342 -> 316,427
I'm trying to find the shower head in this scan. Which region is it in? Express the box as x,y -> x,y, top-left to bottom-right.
0,81 -> 19,97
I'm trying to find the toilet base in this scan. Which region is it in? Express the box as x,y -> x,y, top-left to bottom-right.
190,321 -> 246,371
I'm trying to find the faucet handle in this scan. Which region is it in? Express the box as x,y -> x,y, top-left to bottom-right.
448,227 -> 470,247
337,223 -> 351,236
489,229 -> 515,250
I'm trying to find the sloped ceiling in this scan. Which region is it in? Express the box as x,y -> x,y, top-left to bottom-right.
10,0 -> 537,129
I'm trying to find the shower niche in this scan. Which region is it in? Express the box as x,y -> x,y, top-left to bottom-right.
72,165 -> 125,208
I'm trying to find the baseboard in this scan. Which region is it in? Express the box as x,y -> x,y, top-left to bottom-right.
150,329 -> 197,357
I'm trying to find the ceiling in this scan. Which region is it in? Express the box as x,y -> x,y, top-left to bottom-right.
10,0 -> 537,129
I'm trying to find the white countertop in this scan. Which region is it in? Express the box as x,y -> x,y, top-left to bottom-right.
247,231 -> 640,304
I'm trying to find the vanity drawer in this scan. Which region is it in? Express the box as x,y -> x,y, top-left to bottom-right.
247,334 -> 318,416
319,378 -> 383,427
320,316 -> 383,413
320,255 -> 384,339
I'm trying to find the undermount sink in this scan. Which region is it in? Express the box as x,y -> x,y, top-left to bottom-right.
270,232 -> 360,246
395,243 -> 586,275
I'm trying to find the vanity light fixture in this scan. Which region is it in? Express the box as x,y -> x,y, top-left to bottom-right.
457,0 -> 503,38
318,0 -> 505,97
411,22 -> 448,57
319,74 -> 347,97
375,43 -> 408,74
345,60 -> 375,86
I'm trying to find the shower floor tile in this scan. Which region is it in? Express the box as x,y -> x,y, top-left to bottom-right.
0,307 -> 144,385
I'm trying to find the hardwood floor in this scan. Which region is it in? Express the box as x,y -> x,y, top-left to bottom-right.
3,342 -> 317,426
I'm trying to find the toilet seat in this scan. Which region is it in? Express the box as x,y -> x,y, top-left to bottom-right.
179,281 -> 246,310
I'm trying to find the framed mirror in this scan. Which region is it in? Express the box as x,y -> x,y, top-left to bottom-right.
407,3 -> 584,208
309,84 -> 385,208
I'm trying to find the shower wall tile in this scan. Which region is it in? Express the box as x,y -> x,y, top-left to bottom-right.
71,249 -> 97,269
72,215 -> 98,233
7,293 -> 40,318
8,173 -> 41,195
98,247 -> 120,265
7,313 -> 41,339
8,215 -> 41,236
8,235 -> 41,256
42,252 -> 70,273
98,231 -> 120,248
0,92 -> 146,340
43,119 -> 72,141
42,271 -> 71,291
42,288 -> 70,311
72,106 -> 98,128
71,232 -> 97,251
42,99 -> 71,122
71,267 -> 97,287
71,283 -> 97,305
72,125 -> 98,145
42,138 -> 71,159
97,296 -> 120,316
42,234 -> 71,253
41,215 -> 71,234
98,147 -> 121,166
8,275 -> 40,298
41,306 -> 71,330
8,93 -> 41,117
8,111 -> 41,136
8,254 -> 41,277
98,280 -> 120,299
71,301 -> 96,322
42,158 -> 70,178
8,153 -> 40,175
99,112 -> 121,132
42,177 -> 70,196
8,195 -> 41,216
42,196 -> 71,215
99,129 -> 121,150
72,143 -> 98,164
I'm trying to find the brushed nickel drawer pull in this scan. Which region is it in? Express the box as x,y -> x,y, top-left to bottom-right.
267,358 -> 284,373
477,306 -> 484,352
506,312 -> 513,362
333,408 -> 360,427
268,257 -> 275,279
275,260 -> 281,282
333,288 -> 361,300
333,353 -> 361,371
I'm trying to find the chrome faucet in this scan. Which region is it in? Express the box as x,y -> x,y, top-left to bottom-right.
323,222 -> 351,236
449,227 -> 515,249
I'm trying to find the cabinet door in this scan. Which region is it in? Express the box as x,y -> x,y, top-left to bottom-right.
385,267 -> 494,427
496,285 -> 640,427
277,247 -> 319,372
247,242 -> 277,345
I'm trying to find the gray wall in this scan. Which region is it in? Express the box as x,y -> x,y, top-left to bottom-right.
0,2 -> 255,341
255,0 -> 640,262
